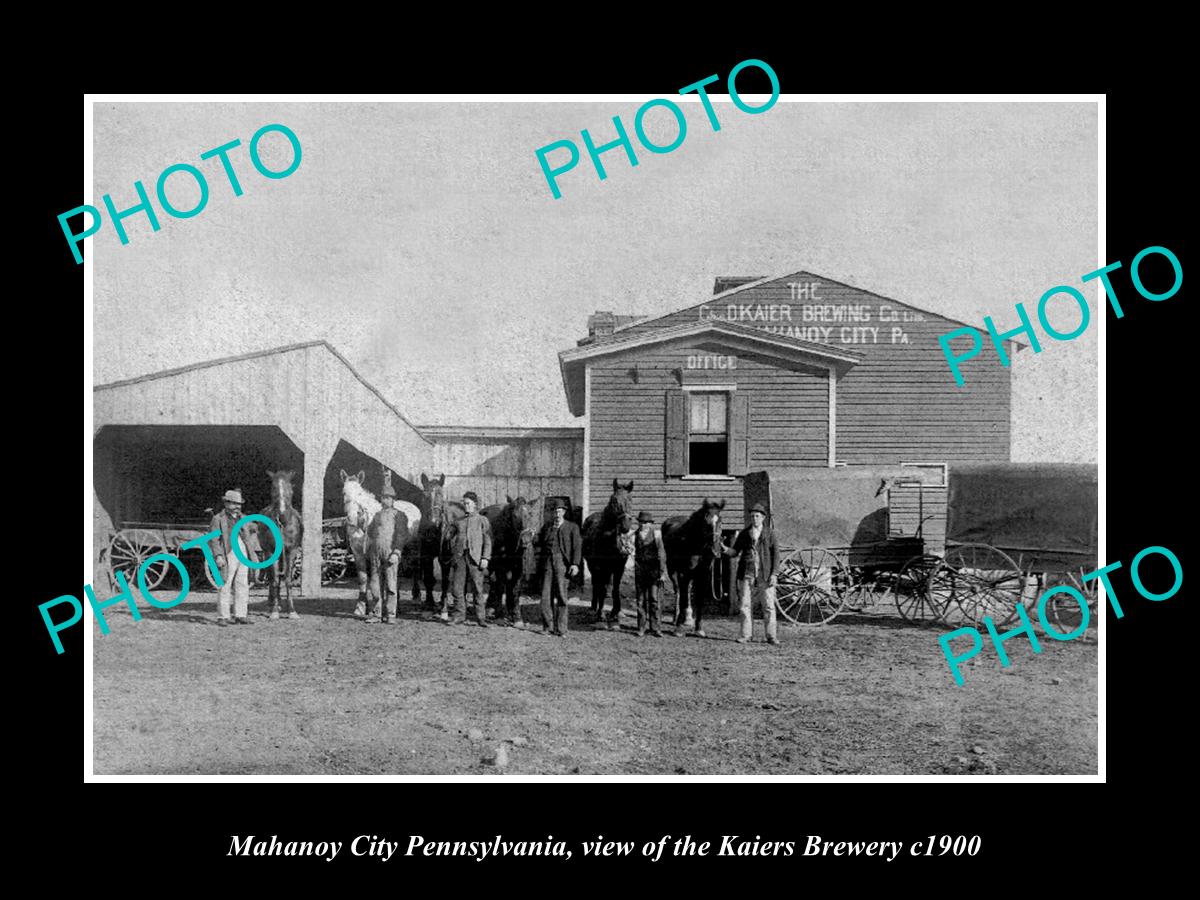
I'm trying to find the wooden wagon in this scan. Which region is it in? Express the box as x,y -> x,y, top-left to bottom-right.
745,463 -> 1097,630
104,515 -> 355,592
743,466 -> 947,626
924,463 -> 1098,630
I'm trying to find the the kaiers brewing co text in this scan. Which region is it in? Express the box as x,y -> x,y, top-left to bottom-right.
535,59 -> 779,200
58,123 -> 302,264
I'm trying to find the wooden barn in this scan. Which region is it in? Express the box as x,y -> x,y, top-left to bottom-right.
418,426 -> 584,510
559,270 -> 1019,535
92,341 -> 433,595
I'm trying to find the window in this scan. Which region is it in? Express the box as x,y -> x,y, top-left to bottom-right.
665,388 -> 750,478
688,393 -> 729,475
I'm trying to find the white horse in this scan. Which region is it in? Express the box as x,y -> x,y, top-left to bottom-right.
339,470 -> 421,611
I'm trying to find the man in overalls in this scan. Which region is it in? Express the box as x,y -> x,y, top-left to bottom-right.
632,510 -> 668,638
366,482 -> 410,624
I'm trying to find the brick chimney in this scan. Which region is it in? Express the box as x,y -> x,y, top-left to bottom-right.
588,311 -> 617,339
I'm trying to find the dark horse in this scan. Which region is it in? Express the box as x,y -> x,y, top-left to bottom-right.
582,479 -> 636,626
412,473 -> 450,607
483,495 -> 539,626
661,498 -> 728,635
260,469 -> 304,619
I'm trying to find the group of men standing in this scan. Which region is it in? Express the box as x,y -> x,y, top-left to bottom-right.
209,485 -> 782,645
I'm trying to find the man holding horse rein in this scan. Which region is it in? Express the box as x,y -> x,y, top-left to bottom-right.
446,491 -> 492,627
731,502 -> 781,645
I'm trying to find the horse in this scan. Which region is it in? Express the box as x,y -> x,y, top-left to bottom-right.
340,469 -> 382,614
259,469 -> 304,620
412,473 -> 449,607
482,495 -> 540,625
581,479 -> 637,626
661,498 -> 728,633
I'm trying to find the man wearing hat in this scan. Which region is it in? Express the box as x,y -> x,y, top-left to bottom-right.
632,510 -> 668,637
537,498 -> 582,636
730,502 -> 781,645
365,481 -> 410,624
210,489 -> 253,626
445,491 -> 492,626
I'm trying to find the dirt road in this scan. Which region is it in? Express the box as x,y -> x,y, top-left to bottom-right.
92,583 -> 1097,775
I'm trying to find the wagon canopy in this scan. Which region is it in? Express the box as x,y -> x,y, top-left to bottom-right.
946,463 -> 1097,573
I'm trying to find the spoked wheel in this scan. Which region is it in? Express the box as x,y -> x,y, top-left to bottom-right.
889,555 -> 943,624
108,529 -> 169,590
1047,568 -> 1098,634
840,568 -> 873,613
775,547 -> 847,626
321,548 -> 349,584
935,544 -> 1025,627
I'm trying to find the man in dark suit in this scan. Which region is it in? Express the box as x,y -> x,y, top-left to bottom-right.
731,502 -> 781,645
538,498 -> 582,636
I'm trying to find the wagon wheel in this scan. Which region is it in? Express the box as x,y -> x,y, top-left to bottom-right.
1047,567 -> 1098,634
889,554 -> 942,623
840,567 -> 874,613
321,548 -> 348,584
290,549 -> 303,586
935,544 -> 1025,627
108,529 -> 170,591
202,554 -> 222,590
775,547 -> 846,626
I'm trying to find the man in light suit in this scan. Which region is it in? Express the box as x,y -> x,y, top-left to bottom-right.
446,491 -> 492,627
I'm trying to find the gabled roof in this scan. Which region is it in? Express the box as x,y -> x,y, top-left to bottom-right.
559,319 -> 863,417
611,268 -> 1026,348
94,339 -> 432,444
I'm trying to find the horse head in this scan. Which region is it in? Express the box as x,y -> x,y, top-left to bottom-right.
266,469 -> 295,510
698,498 -> 726,556
606,479 -> 634,525
339,469 -> 378,534
421,472 -> 448,524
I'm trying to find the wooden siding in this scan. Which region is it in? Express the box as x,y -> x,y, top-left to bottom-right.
93,342 -> 433,596
588,345 -> 829,524
607,272 -> 1012,465
427,434 -> 583,509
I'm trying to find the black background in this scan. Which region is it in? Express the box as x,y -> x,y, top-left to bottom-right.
22,42 -> 1187,887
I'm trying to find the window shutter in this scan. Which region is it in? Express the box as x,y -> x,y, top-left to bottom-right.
728,392 -> 751,476
665,389 -> 687,476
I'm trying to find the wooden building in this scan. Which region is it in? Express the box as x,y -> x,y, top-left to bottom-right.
418,425 -> 584,509
93,341 -> 433,595
560,271 -> 1018,528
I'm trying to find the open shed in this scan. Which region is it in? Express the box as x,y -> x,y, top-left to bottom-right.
93,341 -> 433,596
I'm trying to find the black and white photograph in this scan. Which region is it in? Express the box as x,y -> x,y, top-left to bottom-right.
83,94 -> 1102,777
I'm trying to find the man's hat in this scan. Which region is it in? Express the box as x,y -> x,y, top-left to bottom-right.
748,502 -> 768,515
462,491 -> 479,504
380,483 -> 396,498
223,489 -> 244,504
637,510 -> 655,523
549,498 -> 568,511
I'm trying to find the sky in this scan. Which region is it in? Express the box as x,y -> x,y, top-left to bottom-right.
92,99 -> 1098,462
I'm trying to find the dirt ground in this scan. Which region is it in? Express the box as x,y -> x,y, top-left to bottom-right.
92,579 -> 1098,775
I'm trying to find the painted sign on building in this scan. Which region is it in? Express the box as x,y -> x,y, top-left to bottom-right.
699,281 -> 925,345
